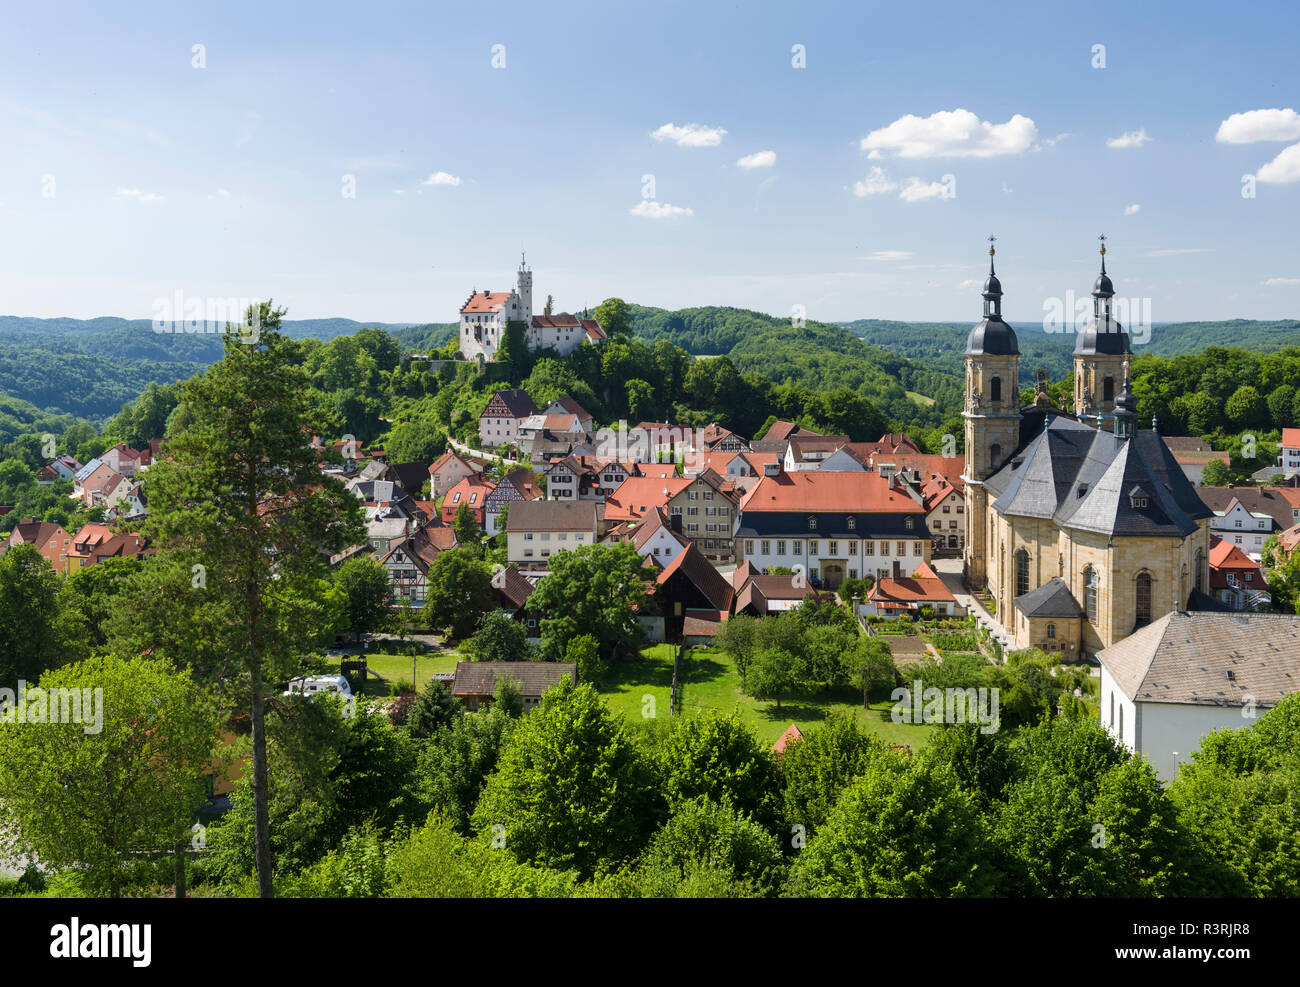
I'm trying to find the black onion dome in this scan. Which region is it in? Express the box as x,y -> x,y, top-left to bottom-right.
1093,272 -> 1114,296
983,273 -> 1003,295
967,317 -> 1019,356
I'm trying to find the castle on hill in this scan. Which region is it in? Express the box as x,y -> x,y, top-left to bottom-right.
457,255 -> 606,364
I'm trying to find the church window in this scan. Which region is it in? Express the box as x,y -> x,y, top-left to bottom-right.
1084,566 -> 1098,623
990,443 -> 1002,470
1135,572 -> 1152,626
991,376 -> 1002,402
1016,549 -> 1030,597
1103,375 -> 1115,403
1195,550 -> 1205,593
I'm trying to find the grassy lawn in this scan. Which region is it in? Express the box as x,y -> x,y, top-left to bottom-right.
600,645 -> 937,749
321,652 -> 461,696
906,390 -> 936,407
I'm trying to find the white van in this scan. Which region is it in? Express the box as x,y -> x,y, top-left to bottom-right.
283,675 -> 353,699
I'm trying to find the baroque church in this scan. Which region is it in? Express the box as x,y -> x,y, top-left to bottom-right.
962,239 -> 1213,660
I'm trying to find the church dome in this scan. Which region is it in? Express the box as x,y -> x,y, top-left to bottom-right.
1093,272 -> 1114,296
967,317 -> 1019,356
983,273 -> 1003,296
1074,316 -> 1130,355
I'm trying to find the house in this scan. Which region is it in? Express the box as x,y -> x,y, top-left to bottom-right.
1011,577 -> 1085,657
1199,486 -> 1300,560
772,723 -> 804,756
441,474 -> 496,528
428,451 -> 477,500
542,456 -> 606,502
357,459 -> 433,498
380,525 -> 459,604
921,474 -> 965,553
685,449 -> 782,479
506,499 -> 604,568
1206,496 -> 1277,562
699,423 -> 749,453
864,562 -> 962,618
1,519 -> 73,572
72,458 -> 127,508
483,469 -> 544,536
529,313 -> 607,352
100,442 -> 149,477
783,434 -> 853,471
652,541 -> 735,641
682,609 -> 728,647
109,481 -> 148,521
763,421 -> 818,443
1276,427 -> 1300,477
450,661 -> 577,712
1208,536 -> 1270,611
731,562 -> 835,615
65,524 -> 150,571
490,564 -> 538,634
1162,436 -> 1230,486
36,455 -> 81,486
1097,611 -> 1300,780
630,507 -> 691,569
735,470 -> 930,589
519,412 -> 595,464
1277,522 -> 1300,559
479,389 -> 540,449
605,469 -> 739,561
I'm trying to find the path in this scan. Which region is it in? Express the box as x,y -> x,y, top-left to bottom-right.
931,556 -> 1014,658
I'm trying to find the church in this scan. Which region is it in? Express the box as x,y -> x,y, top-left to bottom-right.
962,239 -> 1213,660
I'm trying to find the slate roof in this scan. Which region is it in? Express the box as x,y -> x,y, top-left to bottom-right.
1098,612 -> 1300,706
1014,577 -> 1084,618
506,498 -> 601,532
985,417 -> 1210,539
484,388 -> 540,419
451,661 -> 577,698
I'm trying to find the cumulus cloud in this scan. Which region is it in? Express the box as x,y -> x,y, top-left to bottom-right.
1256,143 -> 1300,184
1124,203 -> 1141,215
736,149 -> 776,169
113,188 -> 164,202
651,122 -> 727,147
1216,108 -> 1300,144
851,167 -> 898,196
898,177 -> 949,202
1107,128 -> 1151,149
859,109 -> 1036,159
630,199 -> 693,219
1263,277 -> 1300,286
421,171 -> 462,186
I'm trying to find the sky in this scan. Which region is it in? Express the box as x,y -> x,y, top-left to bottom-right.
1,0 -> 1298,327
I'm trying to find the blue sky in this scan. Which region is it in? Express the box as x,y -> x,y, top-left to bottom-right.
1,0 -> 1298,325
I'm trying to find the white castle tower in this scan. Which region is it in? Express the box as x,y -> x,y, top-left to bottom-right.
516,252 -> 533,321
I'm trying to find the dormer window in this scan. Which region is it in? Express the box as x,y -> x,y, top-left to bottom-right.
1133,496 -> 1148,509
1077,484 -> 1088,498
808,516 -> 818,530
847,516 -> 857,531
905,517 -> 915,530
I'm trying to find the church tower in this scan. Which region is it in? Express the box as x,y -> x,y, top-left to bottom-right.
963,238 -> 1022,589
516,252 -> 533,320
1073,236 -> 1131,428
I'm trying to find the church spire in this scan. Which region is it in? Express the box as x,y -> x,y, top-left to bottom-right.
982,235 -> 1003,320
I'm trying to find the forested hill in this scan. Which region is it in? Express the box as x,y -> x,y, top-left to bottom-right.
625,304 -> 962,426
842,317 -> 1300,385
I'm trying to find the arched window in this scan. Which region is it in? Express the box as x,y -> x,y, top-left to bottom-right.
1118,704 -> 1124,742
1195,549 -> 1205,593
991,375 -> 1002,403
1083,566 -> 1098,623
989,443 -> 1002,471
808,516 -> 817,530
1135,571 -> 1152,626
1103,374 -> 1115,403
1016,548 -> 1030,597
847,516 -> 856,530
1109,690 -> 1114,728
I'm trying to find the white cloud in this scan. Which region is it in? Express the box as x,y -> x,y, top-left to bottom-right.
1216,108 -> 1300,144
1124,203 -> 1141,215
214,188 -> 230,198
898,177 -> 948,202
1146,247 -> 1212,257
1256,142 -> 1300,184
861,250 -> 914,261
1001,183 -> 1013,194
421,171 -> 462,186
958,279 -> 981,289
1038,133 -> 1071,149
1263,277 -> 1300,286
651,122 -> 727,147
736,149 -> 776,169
630,199 -> 693,219
1107,128 -> 1151,149
859,109 -> 1037,159
113,188 -> 164,202
850,167 -> 898,196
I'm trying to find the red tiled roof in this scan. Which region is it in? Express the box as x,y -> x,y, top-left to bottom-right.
743,471 -> 924,514
868,562 -> 956,606
460,291 -> 513,314
773,723 -> 804,755
605,474 -> 692,521
1282,428 -> 1300,449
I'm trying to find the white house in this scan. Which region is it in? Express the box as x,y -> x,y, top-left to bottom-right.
1277,427 -> 1300,477
1210,497 -> 1275,562
506,499 -> 603,569
1096,611 -> 1300,781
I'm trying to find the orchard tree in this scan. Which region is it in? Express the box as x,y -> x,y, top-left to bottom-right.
526,542 -> 655,659
462,609 -> 532,663
424,548 -> 496,640
335,557 -> 393,642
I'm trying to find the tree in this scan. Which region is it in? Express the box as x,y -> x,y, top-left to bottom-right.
564,633 -> 605,686
544,295 -> 554,316
789,758 -> 1000,897
335,557 -> 393,642
383,420 -> 446,464
416,706 -> 516,833
424,548 -> 496,640
843,635 -> 894,707
525,542 -> 655,660
743,647 -> 796,712
780,713 -> 889,835
0,544 -> 66,688
472,681 -> 661,875
626,378 -> 655,423
1225,385 -> 1267,429
492,675 -> 525,717
652,711 -> 780,826
1199,457 -> 1232,486
0,655 -> 220,897
452,501 -> 481,554
637,798 -> 785,897
593,297 -> 630,339
406,679 -> 461,740
140,305 -> 365,898
462,609 -> 532,663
